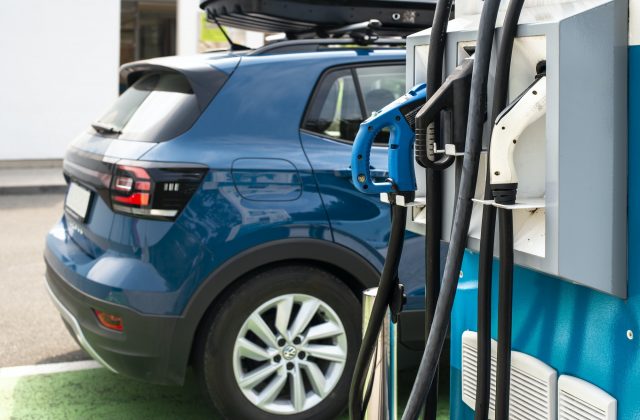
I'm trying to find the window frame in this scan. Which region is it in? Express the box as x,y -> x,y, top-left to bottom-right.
300,60 -> 406,146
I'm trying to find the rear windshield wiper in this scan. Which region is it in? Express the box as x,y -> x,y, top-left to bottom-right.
91,122 -> 123,135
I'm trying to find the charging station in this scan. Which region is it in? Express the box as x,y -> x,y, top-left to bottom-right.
406,0 -> 628,297
349,0 -> 638,417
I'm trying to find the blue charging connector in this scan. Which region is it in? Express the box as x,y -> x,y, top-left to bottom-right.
351,83 -> 426,194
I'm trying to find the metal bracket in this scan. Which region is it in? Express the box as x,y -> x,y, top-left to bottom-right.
380,194 -> 426,207
472,197 -> 545,210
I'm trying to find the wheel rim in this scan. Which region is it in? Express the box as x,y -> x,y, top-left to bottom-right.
232,293 -> 348,415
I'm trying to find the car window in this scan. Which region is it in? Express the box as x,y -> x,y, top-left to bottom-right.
96,72 -> 202,142
303,64 -> 405,144
303,69 -> 362,142
356,65 -> 406,116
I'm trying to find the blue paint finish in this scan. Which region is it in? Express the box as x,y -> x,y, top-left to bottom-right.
46,48 -> 425,322
231,158 -> 302,201
449,45 -> 640,418
299,130 -> 426,306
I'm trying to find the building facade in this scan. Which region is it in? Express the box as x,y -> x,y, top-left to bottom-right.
0,0 -> 262,161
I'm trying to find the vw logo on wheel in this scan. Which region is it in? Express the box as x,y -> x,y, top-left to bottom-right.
282,345 -> 297,360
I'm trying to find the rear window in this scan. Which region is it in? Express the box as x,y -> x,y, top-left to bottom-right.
95,72 -> 201,142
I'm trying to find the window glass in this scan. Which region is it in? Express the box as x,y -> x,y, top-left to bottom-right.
356,65 -> 405,144
303,70 -> 363,142
356,65 -> 406,117
96,72 -> 200,142
303,64 -> 406,144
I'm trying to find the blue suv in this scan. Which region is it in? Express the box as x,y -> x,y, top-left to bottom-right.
45,39 -> 426,419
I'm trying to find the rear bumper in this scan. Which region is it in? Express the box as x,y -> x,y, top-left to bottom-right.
44,262 -> 186,385
45,278 -> 117,373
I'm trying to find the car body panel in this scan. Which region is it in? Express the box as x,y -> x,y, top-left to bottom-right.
45,47 -> 426,387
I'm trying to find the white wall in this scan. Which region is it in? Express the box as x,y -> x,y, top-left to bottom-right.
177,0 -> 200,55
177,0 -> 265,54
0,0 -> 120,160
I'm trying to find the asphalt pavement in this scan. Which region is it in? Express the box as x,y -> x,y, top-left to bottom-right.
0,192 -> 87,368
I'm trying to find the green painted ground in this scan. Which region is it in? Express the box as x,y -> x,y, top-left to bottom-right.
0,367 -> 449,419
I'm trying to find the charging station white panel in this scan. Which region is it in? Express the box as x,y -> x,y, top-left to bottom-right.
405,0 -> 628,297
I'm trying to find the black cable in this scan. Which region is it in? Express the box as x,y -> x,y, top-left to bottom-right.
423,0 -> 454,418
474,0 -> 524,416
400,0 -> 502,414
495,207 -> 514,419
474,197 -> 495,420
424,169 -> 442,420
491,0 -> 526,417
349,203 -> 407,420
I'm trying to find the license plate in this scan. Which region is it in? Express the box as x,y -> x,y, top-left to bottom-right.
65,182 -> 92,221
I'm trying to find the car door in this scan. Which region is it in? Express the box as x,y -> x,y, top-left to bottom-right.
299,62 -> 425,312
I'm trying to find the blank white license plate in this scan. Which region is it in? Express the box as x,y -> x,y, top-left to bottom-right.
65,182 -> 92,221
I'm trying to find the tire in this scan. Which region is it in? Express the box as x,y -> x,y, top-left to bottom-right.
195,265 -> 362,420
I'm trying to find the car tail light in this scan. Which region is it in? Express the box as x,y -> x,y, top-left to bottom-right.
110,162 -> 207,220
93,309 -> 124,332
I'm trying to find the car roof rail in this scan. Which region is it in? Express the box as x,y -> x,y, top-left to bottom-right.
251,36 -> 406,56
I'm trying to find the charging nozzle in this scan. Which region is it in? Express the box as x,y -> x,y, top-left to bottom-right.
415,58 -> 473,170
351,83 -> 426,195
490,75 -> 547,204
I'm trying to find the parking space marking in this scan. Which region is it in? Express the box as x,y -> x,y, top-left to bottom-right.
0,360 -> 101,379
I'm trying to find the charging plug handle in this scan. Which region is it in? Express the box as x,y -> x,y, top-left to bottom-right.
489,75 -> 547,204
415,58 -> 473,170
352,84 -> 426,194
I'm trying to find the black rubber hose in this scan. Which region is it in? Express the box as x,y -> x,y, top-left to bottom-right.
474,0 -> 525,416
492,0 -> 525,417
414,0 -> 456,171
400,0 -> 502,415
349,204 -> 407,420
424,0 -> 454,418
495,207 -> 514,419
474,199 -> 495,420
424,170 -> 442,420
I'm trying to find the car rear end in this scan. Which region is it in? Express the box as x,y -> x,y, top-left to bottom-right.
44,53 -> 239,384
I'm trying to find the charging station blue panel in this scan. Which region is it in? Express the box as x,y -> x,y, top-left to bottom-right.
449,44 -> 640,419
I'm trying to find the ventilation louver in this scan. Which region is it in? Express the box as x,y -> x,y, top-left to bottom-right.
461,330 -> 557,419
558,375 -> 616,420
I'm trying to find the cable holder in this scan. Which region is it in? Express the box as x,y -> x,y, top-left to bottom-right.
472,197 -> 545,210
380,193 -> 423,207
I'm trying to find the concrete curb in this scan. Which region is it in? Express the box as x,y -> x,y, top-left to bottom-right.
0,185 -> 67,195
0,159 -> 66,195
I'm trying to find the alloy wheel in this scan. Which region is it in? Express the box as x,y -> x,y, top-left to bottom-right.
232,293 -> 348,415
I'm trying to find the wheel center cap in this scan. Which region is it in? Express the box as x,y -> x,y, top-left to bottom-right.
282,345 -> 297,360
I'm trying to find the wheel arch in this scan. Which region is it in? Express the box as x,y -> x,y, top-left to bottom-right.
167,238 -> 381,383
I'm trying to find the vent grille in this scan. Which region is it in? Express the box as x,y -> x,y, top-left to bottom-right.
558,375 -> 616,420
461,330 -> 557,419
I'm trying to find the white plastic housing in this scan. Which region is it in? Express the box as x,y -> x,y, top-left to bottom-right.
461,331 -> 557,419
558,375 -> 617,420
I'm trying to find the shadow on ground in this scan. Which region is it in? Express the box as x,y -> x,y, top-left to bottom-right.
36,349 -> 90,365
1,367 -> 449,419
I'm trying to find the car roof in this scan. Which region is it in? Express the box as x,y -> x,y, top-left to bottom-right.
119,41 -> 405,92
